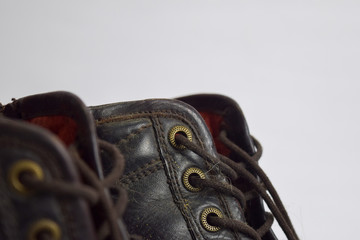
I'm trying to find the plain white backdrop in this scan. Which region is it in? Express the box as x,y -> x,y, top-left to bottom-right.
1,1 -> 359,239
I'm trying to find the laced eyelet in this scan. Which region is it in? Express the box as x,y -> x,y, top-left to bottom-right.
182,167 -> 205,192
168,125 -> 192,149
8,160 -> 44,194
201,207 -> 223,232
28,219 -> 61,240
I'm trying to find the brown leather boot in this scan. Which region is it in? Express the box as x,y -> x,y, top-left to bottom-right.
90,96 -> 286,240
1,91 -> 130,240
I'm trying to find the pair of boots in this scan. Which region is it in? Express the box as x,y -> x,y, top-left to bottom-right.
0,91 -> 298,240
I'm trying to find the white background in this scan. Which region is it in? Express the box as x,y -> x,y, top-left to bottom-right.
1,1 -> 359,239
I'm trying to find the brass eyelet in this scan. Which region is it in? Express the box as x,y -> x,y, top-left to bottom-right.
182,167 -> 205,192
28,219 -> 61,240
201,207 -> 223,232
168,125 -> 192,149
8,160 -> 44,194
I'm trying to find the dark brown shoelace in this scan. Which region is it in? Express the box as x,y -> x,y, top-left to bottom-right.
21,139 -> 129,240
175,132 -> 299,240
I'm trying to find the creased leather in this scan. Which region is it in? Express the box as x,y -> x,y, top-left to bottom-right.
91,99 -> 251,240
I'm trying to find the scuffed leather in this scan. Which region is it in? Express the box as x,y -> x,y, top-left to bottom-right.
91,99 -> 251,240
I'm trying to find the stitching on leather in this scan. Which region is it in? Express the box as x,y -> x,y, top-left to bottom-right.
152,117 -> 204,239
218,194 -> 242,239
116,123 -> 152,146
96,109 -> 205,148
153,117 -> 202,239
117,159 -> 163,185
96,110 -> 205,149
97,110 -> 242,238
163,112 -> 241,238
96,110 -> 199,127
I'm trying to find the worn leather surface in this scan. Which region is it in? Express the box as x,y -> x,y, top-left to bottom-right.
91,99 -> 251,240
177,94 -> 277,240
0,117 -> 96,240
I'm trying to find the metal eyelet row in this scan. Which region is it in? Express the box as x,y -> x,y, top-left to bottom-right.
169,125 -> 224,232
8,160 -> 62,239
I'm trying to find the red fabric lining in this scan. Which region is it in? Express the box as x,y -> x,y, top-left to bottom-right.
28,116 -> 77,146
199,111 -> 231,157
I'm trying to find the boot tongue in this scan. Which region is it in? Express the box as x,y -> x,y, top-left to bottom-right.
3,91 -> 103,177
177,94 -> 255,155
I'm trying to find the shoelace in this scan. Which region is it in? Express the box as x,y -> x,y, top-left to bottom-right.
175,132 -> 299,240
21,139 -> 130,240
